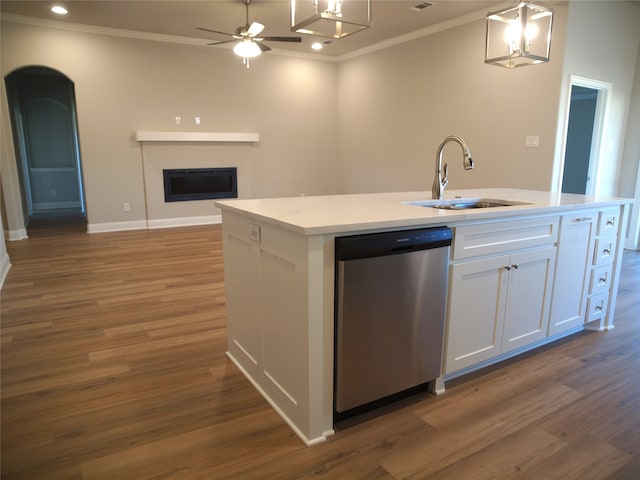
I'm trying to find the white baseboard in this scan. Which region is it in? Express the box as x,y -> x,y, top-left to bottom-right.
87,216 -> 221,233
87,220 -> 148,233
7,228 -> 28,241
33,201 -> 82,210
147,215 -> 221,229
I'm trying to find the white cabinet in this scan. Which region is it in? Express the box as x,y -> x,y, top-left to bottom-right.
548,212 -> 596,336
501,247 -> 557,352
444,217 -> 558,374
445,255 -> 508,371
586,209 -> 620,329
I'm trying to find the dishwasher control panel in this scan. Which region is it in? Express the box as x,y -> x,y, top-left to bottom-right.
335,226 -> 452,261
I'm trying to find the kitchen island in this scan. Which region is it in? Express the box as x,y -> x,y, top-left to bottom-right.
215,188 -> 632,446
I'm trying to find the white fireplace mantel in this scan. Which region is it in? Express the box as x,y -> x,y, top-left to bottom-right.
135,131 -> 259,143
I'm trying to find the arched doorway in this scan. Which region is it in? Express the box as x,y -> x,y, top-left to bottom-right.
4,66 -> 86,231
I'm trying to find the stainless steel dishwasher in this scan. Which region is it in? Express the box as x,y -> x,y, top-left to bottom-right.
334,226 -> 452,417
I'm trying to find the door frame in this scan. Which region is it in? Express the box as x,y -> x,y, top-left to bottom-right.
553,75 -> 612,196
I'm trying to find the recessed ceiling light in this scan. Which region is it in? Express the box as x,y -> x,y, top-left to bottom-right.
311,42 -> 323,51
51,5 -> 68,15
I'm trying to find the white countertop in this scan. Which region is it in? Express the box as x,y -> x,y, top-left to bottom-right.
215,188 -> 633,236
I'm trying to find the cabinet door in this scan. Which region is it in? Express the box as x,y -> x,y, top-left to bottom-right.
549,213 -> 595,336
444,255 -> 509,374
502,247 -> 557,353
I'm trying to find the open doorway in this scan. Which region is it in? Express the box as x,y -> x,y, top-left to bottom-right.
559,76 -> 611,196
4,66 -> 86,231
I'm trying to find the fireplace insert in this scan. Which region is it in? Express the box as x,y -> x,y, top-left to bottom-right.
163,167 -> 237,202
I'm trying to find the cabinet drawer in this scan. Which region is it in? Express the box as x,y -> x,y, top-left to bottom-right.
589,263 -> 613,295
593,235 -> 617,266
586,292 -> 609,323
598,209 -> 619,236
452,216 -> 559,260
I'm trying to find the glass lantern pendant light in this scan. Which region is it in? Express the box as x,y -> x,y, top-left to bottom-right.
290,0 -> 371,39
485,1 -> 553,68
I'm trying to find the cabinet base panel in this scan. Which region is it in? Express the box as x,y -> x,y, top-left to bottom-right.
444,325 -> 586,383
226,351 -> 334,447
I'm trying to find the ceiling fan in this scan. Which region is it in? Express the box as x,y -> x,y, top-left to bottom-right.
196,0 -> 302,68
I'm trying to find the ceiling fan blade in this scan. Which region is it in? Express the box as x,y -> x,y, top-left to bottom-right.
206,40 -> 236,46
196,27 -> 235,37
248,22 -> 265,37
256,42 -> 272,52
261,36 -> 303,43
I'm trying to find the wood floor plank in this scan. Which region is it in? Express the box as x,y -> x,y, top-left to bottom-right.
2,219 -> 639,480
87,330 -> 221,362
1,362 -> 131,399
413,351 -> 585,429
80,409 -> 300,480
509,434 -> 632,480
421,427 -> 567,479
380,383 -> 583,479
535,376 -> 640,447
223,402 -> 431,480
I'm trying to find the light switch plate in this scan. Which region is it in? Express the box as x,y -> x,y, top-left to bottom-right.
525,136 -> 540,148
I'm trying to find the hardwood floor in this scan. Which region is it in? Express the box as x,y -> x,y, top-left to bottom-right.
1,224 -> 639,479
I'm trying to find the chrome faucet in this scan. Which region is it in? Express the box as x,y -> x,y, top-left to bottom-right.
432,135 -> 474,200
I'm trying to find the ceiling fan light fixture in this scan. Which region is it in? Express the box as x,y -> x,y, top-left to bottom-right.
290,0 -> 371,39
51,5 -> 68,15
485,1 -> 553,68
233,39 -> 262,58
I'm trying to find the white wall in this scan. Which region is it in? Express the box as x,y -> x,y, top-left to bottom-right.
1,21 -> 339,231
621,43 -> 640,249
336,7 -> 568,195
553,0 -> 640,198
1,75 -> 28,239
2,2 -> 639,239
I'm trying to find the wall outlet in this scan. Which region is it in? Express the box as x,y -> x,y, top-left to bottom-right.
249,223 -> 261,243
195,116 -> 201,125
123,202 -> 130,212
175,116 -> 181,125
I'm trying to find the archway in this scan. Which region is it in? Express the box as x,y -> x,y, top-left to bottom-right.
4,66 -> 86,231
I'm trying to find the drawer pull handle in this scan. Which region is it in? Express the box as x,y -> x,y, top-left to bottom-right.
574,217 -> 592,222
603,247 -> 611,255
606,219 -> 615,227
505,265 -> 512,271
512,263 -> 519,269
598,274 -> 608,285
595,304 -> 603,312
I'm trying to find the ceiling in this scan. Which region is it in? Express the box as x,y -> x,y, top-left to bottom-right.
0,0 -> 504,58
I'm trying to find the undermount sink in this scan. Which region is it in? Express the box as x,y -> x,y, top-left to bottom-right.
404,198 -> 531,210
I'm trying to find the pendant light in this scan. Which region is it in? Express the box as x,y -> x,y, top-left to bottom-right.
485,1 -> 553,68
290,0 -> 371,39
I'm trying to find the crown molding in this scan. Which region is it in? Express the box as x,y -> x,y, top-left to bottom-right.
337,5 -> 490,61
2,6 -> 498,64
1,13 -> 338,63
